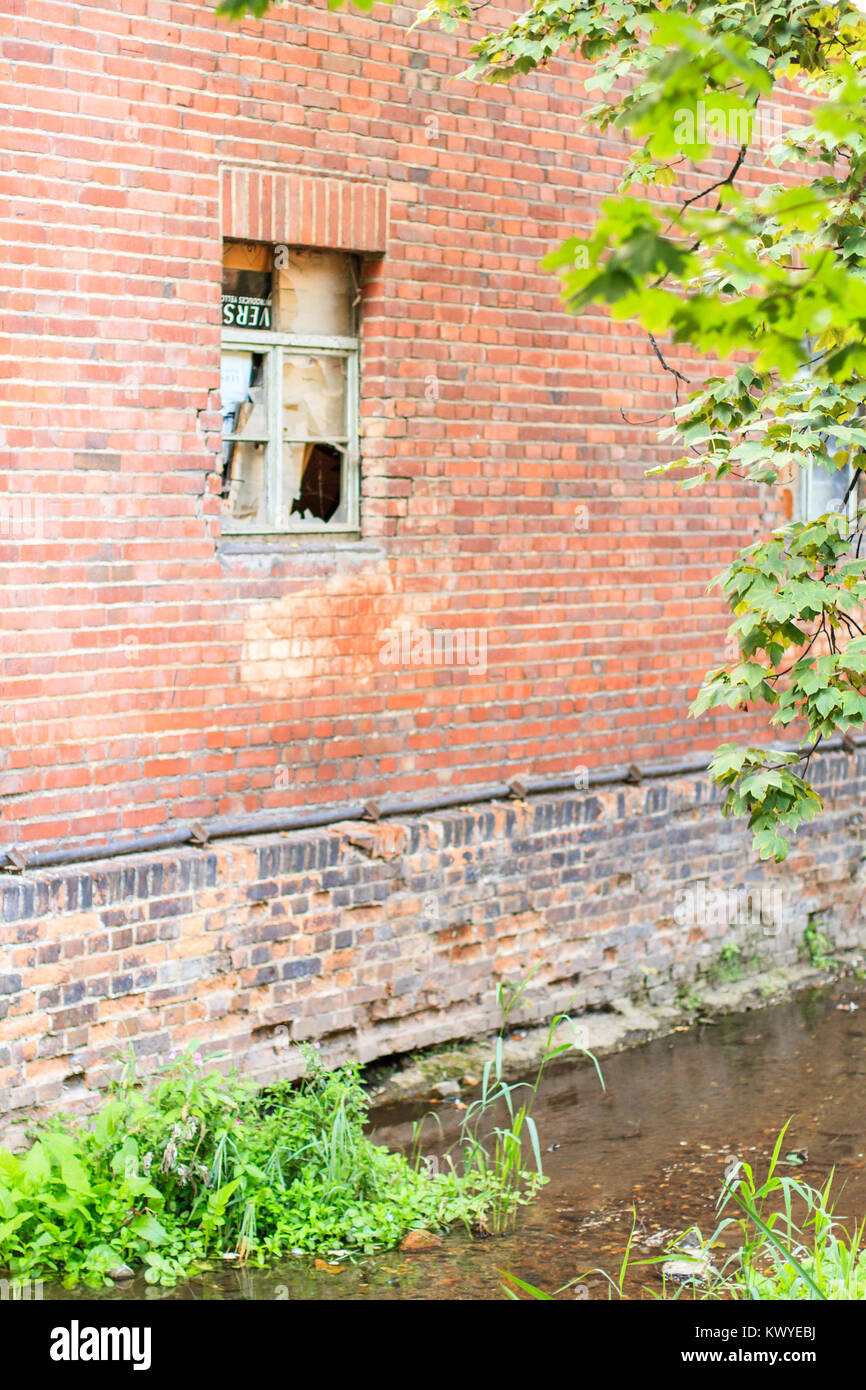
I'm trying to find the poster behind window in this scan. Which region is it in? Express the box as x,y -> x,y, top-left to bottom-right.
222,242 -> 273,330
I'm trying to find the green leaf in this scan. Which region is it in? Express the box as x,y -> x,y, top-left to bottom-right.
41,1134 -> 93,1196
129,1214 -> 170,1247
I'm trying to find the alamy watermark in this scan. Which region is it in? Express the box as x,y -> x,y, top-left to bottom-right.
1,1276 -> 43,1300
673,882 -> 786,935
0,496 -> 44,538
379,627 -> 487,674
673,100 -> 794,153
49,1322 -> 151,1371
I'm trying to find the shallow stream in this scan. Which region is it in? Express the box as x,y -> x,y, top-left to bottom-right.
49,981 -> 866,1300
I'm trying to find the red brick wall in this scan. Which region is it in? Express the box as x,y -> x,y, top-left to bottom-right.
1,0 -> 783,856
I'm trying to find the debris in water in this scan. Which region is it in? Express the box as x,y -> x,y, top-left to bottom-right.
662,1258 -> 712,1286
640,1228 -> 675,1250
431,1080 -> 460,1099
400,1229 -> 443,1252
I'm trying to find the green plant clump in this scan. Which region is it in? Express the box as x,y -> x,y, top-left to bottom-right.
675,984 -> 706,1013
0,1044 -> 543,1288
802,920 -> 834,971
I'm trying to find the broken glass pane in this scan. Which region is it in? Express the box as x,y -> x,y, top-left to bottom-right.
282,354 -> 347,440
222,349 -> 269,525
222,242 -> 273,330
276,249 -> 357,336
221,351 -> 267,445
224,441 -> 269,524
282,441 -> 344,525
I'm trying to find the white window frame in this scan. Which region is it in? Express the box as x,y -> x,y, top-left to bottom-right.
798,446 -> 857,524
797,341 -> 859,525
221,325 -> 360,535
800,458 -> 856,522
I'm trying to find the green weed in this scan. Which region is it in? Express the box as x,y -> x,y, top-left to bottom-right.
802,920 -> 834,971
0,1000 -> 602,1287
0,1045 -> 520,1286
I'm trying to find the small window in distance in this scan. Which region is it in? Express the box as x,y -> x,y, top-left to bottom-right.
798,339 -> 859,525
799,446 -> 856,523
220,242 -> 360,534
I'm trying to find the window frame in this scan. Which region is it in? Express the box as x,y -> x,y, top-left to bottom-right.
220,327 -> 360,536
797,340 -> 860,525
798,454 -> 857,524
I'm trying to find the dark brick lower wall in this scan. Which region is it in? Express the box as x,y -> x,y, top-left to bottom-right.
2,749 -> 865,1136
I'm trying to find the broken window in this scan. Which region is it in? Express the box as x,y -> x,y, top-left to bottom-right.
220,242 -> 360,533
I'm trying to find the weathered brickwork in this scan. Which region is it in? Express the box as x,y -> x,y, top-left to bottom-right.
2,749 -> 863,1135
0,0 -> 799,857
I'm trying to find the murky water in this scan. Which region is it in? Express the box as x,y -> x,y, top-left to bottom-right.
48,982 -> 866,1300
